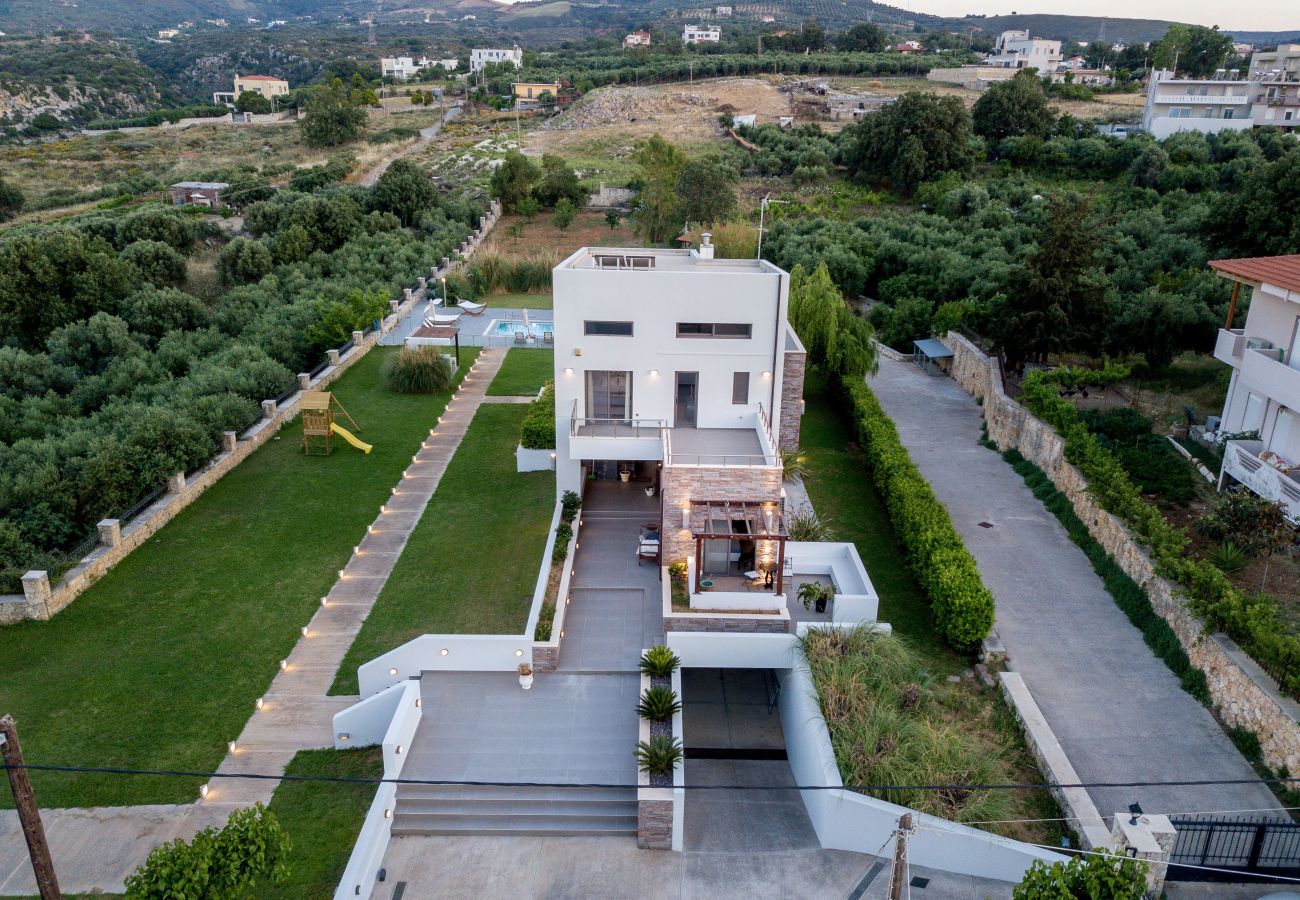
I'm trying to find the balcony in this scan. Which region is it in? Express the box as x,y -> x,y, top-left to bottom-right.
665,406 -> 780,468
1157,94 -> 1248,104
1240,345 -> 1300,407
569,402 -> 666,461
1222,440 -> 1300,523
1214,328 -> 1245,366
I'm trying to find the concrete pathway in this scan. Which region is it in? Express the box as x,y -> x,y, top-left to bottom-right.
867,356 -> 1280,819
0,350 -> 506,896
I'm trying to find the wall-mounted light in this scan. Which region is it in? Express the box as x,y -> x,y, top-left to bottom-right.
414,698 -> 421,708
389,667 -> 398,676
228,741 -> 237,753
384,809 -> 392,819
395,745 -> 403,755
550,452 -> 557,460
681,508 -> 691,529
439,648 -> 449,656
650,369 -> 659,376
564,367 -> 574,375
762,371 -> 772,379
515,649 -> 524,657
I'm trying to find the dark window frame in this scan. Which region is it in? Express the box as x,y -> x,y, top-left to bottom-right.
584,320 -> 635,336
676,322 -> 753,339
732,371 -> 750,405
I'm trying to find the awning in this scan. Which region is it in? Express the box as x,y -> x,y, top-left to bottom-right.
912,338 -> 954,360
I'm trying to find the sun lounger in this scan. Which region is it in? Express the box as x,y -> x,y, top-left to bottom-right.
457,298 -> 488,315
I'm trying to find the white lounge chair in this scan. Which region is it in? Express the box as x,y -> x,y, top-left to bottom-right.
457,298 -> 488,316
426,311 -> 461,325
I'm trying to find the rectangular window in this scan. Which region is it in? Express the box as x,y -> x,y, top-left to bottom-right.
585,371 -> 632,421
676,322 -> 753,339
584,321 -> 634,336
1243,392 -> 1266,433
1170,107 -> 1192,118
732,372 -> 750,405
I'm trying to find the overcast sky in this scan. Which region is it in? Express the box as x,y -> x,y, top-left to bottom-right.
906,0 -> 1299,33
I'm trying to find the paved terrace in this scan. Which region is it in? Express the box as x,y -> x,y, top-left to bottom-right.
867,357 -> 1280,819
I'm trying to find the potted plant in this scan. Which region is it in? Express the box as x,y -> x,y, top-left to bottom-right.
797,581 -> 833,614
518,662 -> 534,690
644,484 -> 655,497
619,469 -> 631,483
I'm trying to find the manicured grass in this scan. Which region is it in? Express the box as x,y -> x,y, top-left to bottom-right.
0,347 -> 474,809
799,371 -> 959,673
261,748 -> 383,900
489,292 -> 553,309
331,404 -> 554,694
488,348 -> 554,396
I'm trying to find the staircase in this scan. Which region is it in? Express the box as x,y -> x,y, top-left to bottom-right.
391,784 -> 638,836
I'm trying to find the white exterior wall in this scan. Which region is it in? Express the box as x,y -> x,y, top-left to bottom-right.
1142,70 -> 1253,137
551,249 -> 790,494
683,26 -> 721,44
382,57 -> 416,80
986,30 -> 1061,71
1219,283 -> 1300,453
470,48 -> 523,72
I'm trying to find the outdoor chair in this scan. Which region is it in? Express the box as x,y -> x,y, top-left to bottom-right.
543,331 -> 554,345
515,331 -> 528,345
457,298 -> 488,316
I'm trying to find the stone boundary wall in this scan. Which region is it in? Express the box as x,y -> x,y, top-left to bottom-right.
663,615 -> 789,633
1,203 -> 503,625
871,338 -> 909,363
947,331 -> 1300,775
660,465 -> 784,564
779,343 -> 806,452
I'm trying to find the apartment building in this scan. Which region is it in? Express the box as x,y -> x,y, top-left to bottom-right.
470,47 -> 522,73
1140,68 -> 1253,138
1248,43 -> 1300,129
551,238 -> 806,567
682,25 -> 722,45
1209,254 -> 1300,522
212,74 -> 290,107
985,29 -> 1062,72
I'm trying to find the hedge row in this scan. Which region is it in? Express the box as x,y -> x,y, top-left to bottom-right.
520,381 -> 556,450
840,376 -> 995,650
1003,448 -> 1211,704
1021,370 -> 1300,699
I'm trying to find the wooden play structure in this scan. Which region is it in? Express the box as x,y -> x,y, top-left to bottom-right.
301,391 -> 372,456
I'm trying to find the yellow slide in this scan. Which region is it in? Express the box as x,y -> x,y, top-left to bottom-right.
329,422 -> 373,454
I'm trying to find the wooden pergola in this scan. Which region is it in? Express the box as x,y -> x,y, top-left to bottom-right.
691,500 -> 787,595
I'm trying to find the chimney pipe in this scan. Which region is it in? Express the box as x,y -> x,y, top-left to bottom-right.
699,232 -> 714,259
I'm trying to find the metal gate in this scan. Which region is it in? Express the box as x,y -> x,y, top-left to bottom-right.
1168,815 -> 1300,882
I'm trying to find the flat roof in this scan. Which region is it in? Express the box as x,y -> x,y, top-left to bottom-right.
913,338 -> 954,359
171,181 -> 229,190
1209,255 -> 1300,295
557,247 -> 785,275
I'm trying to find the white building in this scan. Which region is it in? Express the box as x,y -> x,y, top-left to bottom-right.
1141,68 -> 1252,138
683,25 -> 722,45
551,239 -> 805,525
470,47 -> 522,73
1210,255 -> 1300,522
157,28 -> 179,39
1248,43 -> 1300,130
985,29 -> 1061,72
381,57 -> 424,81
714,5 -> 733,15
623,31 -> 652,48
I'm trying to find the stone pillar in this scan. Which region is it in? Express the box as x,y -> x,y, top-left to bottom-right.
1110,813 -> 1177,897
637,793 -> 673,849
418,276 -> 427,290
399,291 -> 410,306
441,257 -> 450,270
327,349 -> 341,367
167,472 -> 186,494
479,215 -> 487,230
429,266 -> 439,280
97,519 -> 122,548
22,571 -> 51,608
261,399 -> 277,419
351,330 -> 364,346
221,431 -> 238,452
297,372 -> 311,390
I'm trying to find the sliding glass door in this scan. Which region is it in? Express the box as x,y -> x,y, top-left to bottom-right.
585,370 -> 632,421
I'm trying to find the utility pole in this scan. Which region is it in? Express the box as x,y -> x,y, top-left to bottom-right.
886,812 -> 913,900
1,716 -> 61,900
689,59 -> 694,86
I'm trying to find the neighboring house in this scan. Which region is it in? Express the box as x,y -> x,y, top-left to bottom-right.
1235,42 -> 1256,57
168,181 -> 227,207
157,28 -> 179,39
512,82 -> 561,107
552,237 -> 808,574
893,40 -> 924,54
1209,254 -> 1300,522
714,5 -> 733,15
381,57 -> 423,80
731,113 -> 756,127
761,15 -> 775,23
1248,43 -> 1300,130
470,47 -> 522,73
683,25 -> 722,45
623,31 -> 652,48
1140,68 -> 1252,138
986,29 -> 1062,72
213,74 -> 290,107
430,58 -> 460,72
1051,67 -> 1115,86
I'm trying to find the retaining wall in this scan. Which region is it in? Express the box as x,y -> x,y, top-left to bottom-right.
947,331 -> 1300,775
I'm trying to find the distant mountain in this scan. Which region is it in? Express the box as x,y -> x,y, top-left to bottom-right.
947,14 -> 1300,47
0,0 -> 353,34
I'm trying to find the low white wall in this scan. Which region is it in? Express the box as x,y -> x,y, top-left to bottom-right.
523,502 -> 563,641
357,635 -> 531,696
516,445 -> 556,473
671,665 -> 685,852
332,680 -> 421,900
332,681 -> 408,748
532,511 -> 581,665
778,661 -> 1066,882
787,541 -> 879,624
666,631 -> 802,668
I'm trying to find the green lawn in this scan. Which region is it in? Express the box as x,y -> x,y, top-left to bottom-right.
0,348 -> 474,809
489,292 -> 553,309
261,748 -> 383,899
331,404 -> 554,694
799,371 -> 962,674
487,348 -> 554,396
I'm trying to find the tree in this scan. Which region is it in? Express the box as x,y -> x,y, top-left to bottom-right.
1013,851 -> 1145,899
516,195 -> 542,221
838,92 -> 974,194
992,195 -> 1109,371
604,210 -> 621,230
534,154 -> 586,209
633,134 -> 688,243
489,151 -> 542,212
552,197 -> 577,233
972,70 -> 1057,145
124,804 -> 289,900
0,178 -> 23,223
235,91 -> 273,114
1210,151 -> 1300,257
374,159 -> 437,226
788,262 -> 877,378
675,156 -> 738,227
119,240 -> 187,288
837,23 -> 887,53
298,77 -> 368,148
1152,24 -> 1235,78
217,238 -> 273,286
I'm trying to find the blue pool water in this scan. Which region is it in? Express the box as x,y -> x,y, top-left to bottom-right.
491,320 -> 554,337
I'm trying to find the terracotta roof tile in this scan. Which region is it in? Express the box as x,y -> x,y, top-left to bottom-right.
1209,255 -> 1300,295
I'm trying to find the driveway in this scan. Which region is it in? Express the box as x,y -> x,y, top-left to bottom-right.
867,357 -> 1280,818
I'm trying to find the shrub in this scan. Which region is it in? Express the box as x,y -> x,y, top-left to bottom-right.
1013,851 -> 1145,899
840,377 -> 995,650
780,446 -> 809,480
636,686 -> 682,721
1196,488 -> 1291,557
383,347 -> 454,394
560,489 -> 582,521
217,237 -> 273,286
520,381 -> 556,449
1209,541 -> 1248,574
534,602 -> 555,641
552,520 -> 572,563
635,736 -> 683,777
786,505 -> 834,542
639,645 -> 681,678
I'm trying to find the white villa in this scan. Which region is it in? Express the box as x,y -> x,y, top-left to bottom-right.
1210,254 -> 1300,521
986,29 -> 1062,72
682,24 -> 721,45
470,47 -> 523,73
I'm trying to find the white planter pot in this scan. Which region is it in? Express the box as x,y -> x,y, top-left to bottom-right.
519,674 -> 534,690
620,471 -> 631,482
644,486 -> 655,497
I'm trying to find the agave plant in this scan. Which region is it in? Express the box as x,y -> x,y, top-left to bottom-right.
635,735 -> 684,777
786,505 -> 833,542
636,686 -> 682,722
639,645 -> 681,679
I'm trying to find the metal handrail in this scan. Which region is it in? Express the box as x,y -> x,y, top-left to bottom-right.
570,417 -> 668,439
667,454 -> 779,467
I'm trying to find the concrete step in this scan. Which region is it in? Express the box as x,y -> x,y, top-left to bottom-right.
395,784 -> 636,804
396,798 -> 637,817
390,813 -> 637,836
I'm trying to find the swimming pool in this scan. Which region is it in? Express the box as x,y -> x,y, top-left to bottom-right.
490,320 -> 554,337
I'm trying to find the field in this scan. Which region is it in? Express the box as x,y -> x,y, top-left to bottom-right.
482,209 -> 640,259
828,76 -> 1147,122
0,104 -> 446,226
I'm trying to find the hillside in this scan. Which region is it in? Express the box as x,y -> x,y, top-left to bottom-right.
950,14 -> 1300,47
0,0 -> 352,34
